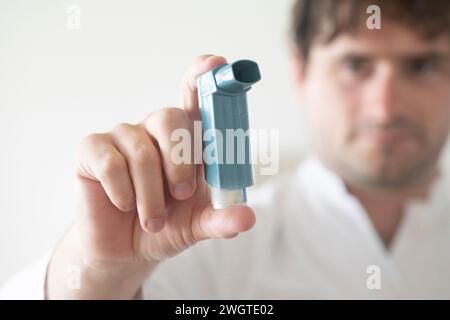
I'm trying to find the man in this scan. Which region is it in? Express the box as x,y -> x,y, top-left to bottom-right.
1,0 -> 450,299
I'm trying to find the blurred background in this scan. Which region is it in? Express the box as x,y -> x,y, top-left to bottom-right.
0,0 -> 307,285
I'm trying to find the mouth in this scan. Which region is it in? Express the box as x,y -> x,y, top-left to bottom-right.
366,129 -> 412,144
357,128 -> 422,147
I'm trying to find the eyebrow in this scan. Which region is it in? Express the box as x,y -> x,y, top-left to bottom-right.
403,53 -> 450,63
334,51 -> 450,64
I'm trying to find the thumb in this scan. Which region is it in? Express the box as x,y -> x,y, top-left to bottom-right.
193,205 -> 256,241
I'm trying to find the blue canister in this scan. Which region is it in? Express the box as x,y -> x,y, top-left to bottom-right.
198,60 -> 261,209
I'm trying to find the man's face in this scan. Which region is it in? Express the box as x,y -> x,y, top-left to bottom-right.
299,22 -> 450,190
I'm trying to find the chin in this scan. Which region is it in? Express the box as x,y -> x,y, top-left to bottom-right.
347,153 -> 434,189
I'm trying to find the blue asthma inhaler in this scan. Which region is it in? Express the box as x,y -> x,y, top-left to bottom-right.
197,60 -> 261,209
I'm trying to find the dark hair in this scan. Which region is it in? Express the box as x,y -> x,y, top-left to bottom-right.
291,0 -> 450,61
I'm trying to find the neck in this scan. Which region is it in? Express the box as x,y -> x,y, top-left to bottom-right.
345,169 -> 439,249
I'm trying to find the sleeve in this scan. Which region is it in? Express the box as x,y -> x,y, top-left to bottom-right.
0,251 -> 52,300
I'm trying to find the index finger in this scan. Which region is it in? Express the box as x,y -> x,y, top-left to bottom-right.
179,54 -> 227,120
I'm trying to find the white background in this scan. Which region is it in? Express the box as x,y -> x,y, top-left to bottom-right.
0,0 -> 306,285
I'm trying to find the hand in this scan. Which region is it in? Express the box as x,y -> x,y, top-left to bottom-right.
46,55 -> 256,299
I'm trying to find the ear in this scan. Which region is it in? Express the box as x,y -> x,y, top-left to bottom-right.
290,47 -> 307,98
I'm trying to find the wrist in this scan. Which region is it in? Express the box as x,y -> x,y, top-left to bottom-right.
46,225 -> 157,299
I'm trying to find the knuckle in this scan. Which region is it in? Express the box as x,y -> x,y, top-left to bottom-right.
98,153 -> 125,181
148,107 -> 187,131
112,122 -> 137,135
161,107 -> 185,121
132,142 -> 156,166
80,133 -> 105,150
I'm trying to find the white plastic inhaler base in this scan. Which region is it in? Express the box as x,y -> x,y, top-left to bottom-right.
210,187 -> 247,209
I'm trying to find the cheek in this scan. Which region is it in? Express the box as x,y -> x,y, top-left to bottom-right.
408,91 -> 450,144
426,107 -> 450,145
305,80 -> 359,149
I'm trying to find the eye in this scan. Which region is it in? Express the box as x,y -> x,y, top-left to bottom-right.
409,58 -> 434,74
344,57 -> 369,73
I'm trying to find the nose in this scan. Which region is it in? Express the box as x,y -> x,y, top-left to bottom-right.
363,63 -> 401,122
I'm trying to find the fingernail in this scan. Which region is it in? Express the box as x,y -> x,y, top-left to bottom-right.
145,217 -> 165,232
173,182 -> 193,199
123,202 -> 136,212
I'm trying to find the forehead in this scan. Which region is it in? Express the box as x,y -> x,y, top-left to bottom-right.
312,22 -> 450,59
